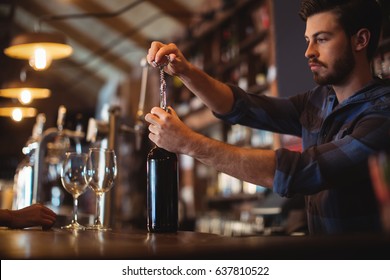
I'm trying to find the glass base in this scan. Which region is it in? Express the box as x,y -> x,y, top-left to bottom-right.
61,222 -> 86,231
86,224 -> 111,231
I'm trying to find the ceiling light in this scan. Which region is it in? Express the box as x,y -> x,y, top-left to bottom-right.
3,1 -> 147,73
4,32 -> 73,71
0,80 -> 51,105
0,107 -> 37,122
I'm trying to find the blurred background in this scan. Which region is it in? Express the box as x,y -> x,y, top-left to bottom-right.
1,0 -> 390,235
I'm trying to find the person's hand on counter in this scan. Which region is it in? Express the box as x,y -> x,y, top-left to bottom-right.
0,204 -> 57,230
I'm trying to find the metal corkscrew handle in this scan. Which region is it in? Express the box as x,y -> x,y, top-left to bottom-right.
152,55 -> 171,112
159,66 -> 167,111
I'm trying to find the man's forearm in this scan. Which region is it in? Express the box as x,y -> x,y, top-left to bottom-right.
185,132 -> 276,189
178,65 -> 235,115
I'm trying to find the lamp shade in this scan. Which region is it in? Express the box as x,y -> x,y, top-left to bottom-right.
0,80 -> 51,105
4,32 -> 73,70
0,107 -> 37,121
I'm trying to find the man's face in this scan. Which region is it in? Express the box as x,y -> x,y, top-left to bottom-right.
304,11 -> 355,86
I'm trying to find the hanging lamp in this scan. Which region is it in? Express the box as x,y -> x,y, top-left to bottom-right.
0,68 -> 51,104
0,106 -> 37,122
0,79 -> 51,105
4,32 -> 73,71
3,1 -> 147,72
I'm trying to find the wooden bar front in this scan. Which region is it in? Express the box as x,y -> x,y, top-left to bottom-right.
1,228 -> 390,259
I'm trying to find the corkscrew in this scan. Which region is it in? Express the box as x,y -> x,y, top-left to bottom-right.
152,55 -> 171,112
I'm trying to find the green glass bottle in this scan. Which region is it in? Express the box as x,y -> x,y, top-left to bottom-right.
147,146 -> 178,232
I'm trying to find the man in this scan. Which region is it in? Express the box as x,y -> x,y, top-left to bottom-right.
145,0 -> 390,234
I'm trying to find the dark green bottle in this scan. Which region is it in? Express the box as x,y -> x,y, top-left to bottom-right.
147,146 -> 178,232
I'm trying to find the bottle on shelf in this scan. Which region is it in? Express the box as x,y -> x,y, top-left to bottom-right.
13,113 -> 46,209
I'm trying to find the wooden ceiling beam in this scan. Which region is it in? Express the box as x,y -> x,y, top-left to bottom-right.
145,0 -> 194,26
70,0 -> 150,50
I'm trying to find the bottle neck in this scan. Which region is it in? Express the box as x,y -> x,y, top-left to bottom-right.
149,145 -> 177,159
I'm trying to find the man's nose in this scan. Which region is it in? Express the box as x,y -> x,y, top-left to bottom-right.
305,42 -> 317,59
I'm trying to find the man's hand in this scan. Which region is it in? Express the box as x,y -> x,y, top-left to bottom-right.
147,41 -> 191,77
7,204 -> 57,230
145,106 -> 196,155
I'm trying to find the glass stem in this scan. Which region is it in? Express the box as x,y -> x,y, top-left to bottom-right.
95,194 -> 102,226
73,196 -> 79,224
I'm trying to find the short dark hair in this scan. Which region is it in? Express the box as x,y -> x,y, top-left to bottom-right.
299,0 -> 382,60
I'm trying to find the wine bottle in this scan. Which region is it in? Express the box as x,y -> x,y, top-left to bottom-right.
147,146 -> 178,232
147,59 -> 179,233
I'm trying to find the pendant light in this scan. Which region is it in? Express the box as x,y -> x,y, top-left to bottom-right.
3,1 -> 146,72
3,32 -> 73,71
0,80 -> 51,105
0,106 -> 37,122
0,68 -> 51,104
2,0 -> 204,78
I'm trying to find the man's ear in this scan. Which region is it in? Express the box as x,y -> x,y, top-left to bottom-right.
353,28 -> 370,52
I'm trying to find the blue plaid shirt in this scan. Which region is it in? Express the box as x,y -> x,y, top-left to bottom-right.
216,80 -> 390,234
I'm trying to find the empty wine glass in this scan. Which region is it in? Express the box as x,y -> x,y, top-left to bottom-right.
86,148 -> 117,231
60,152 -> 89,230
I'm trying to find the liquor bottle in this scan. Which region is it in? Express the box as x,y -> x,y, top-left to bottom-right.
147,146 -> 179,232
13,113 -> 46,209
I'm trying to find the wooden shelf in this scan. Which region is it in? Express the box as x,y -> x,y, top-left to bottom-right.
179,0 -> 266,52
172,0 -> 276,216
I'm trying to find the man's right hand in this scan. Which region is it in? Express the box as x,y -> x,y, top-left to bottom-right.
147,41 -> 191,77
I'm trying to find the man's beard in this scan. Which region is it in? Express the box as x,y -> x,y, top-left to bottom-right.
312,46 -> 355,86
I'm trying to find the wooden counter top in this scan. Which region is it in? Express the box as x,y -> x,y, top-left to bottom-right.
1,228 -> 390,259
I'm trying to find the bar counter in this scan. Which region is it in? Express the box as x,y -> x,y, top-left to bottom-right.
1,228 -> 390,259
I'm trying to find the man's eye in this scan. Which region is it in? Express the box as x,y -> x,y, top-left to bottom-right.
317,38 -> 327,43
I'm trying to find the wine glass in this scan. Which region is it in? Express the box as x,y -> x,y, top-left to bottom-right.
60,152 -> 89,230
86,148 -> 117,231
